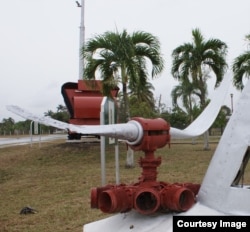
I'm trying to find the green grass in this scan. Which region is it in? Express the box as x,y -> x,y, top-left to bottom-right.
0,138 -> 221,231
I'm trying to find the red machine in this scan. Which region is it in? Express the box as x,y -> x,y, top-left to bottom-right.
6,105 -> 200,215
61,80 -> 119,139
61,81 -> 200,214
91,117 -> 200,215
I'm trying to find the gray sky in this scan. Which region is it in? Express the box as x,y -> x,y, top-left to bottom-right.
1,0 -> 249,121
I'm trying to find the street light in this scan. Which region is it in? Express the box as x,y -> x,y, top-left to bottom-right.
75,0 -> 85,80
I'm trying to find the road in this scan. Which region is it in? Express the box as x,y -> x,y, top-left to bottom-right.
0,134 -> 67,148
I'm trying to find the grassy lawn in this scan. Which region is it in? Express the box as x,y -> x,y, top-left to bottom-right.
0,138 -> 219,231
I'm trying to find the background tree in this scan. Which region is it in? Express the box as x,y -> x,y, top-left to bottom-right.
171,78 -> 201,123
232,34 -> 250,90
160,106 -> 188,129
0,118 -> 15,135
44,105 -> 69,133
129,79 -> 155,110
14,120 -> 30,134
172,28 -> 227,107
128,79 -> 156,118
82,29 -> 164,122
129,97 -> 156,118
211,105 -> 231,135
44,105 -> 69,122
171,28 -> 228,149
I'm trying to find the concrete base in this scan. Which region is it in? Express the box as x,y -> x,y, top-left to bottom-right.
83,203 -> 222,232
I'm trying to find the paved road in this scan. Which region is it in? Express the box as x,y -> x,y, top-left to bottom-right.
0,134 -> 67,148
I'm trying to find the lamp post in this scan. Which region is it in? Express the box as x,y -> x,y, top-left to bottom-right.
76,0 -> 85,80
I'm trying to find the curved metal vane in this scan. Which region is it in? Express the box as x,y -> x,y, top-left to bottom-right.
6,105 -> 143,144
170,75 -> 230,139
6,73 -> 230,142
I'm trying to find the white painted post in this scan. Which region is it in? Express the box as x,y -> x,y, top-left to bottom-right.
115,140 -> 120,184
100,97 -> 107,186
100,97 -> 120,185
39,123 -> 41,148
30,121 -> 33,147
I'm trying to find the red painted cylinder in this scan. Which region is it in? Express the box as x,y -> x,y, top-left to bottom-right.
134,188 -> 161,215
161,185 -> 195,212
90,188 -> 98,209
182,183 -> 200,196
90,185 -> 113,209
98,187 -> 133,213
129,117 -> 170,152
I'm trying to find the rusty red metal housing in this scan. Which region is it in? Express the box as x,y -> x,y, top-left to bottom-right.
91,117 -> 200,215
61,80 -> 119,139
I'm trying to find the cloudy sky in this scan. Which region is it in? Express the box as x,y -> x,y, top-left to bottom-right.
1,0 -> 249,121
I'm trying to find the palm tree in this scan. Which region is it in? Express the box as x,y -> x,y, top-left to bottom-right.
82,29 -> 164,167
128,80 -> 156,119
171,28 -> 228,149
171,78 -> 201,123
1,117 -> 15,135
82,29 -> 164,122
44,110 -> 54,117
56,104 -> 68,113
232,34 -> 250,90
129,79 -> 155,109
171,28 -> 228,107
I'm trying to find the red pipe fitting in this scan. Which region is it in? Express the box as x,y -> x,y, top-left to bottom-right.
89,118 -> 201,215
138,156 -> 162,182
90,185 -> 113,209
181,183 -> 200,196
160,185 -> 195,212
128,117 -> 170,152
91,183 -> 199,214
95,185 -> 134,213
134,187 -> 161,215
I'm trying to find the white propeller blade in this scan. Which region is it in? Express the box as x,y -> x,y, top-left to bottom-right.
6,73 -> 230,143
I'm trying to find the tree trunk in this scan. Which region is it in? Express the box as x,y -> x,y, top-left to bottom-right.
125,145 -> 135,168
203,130 -> 210,150
122,82 -> 130,122
198,71 -> 210,150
